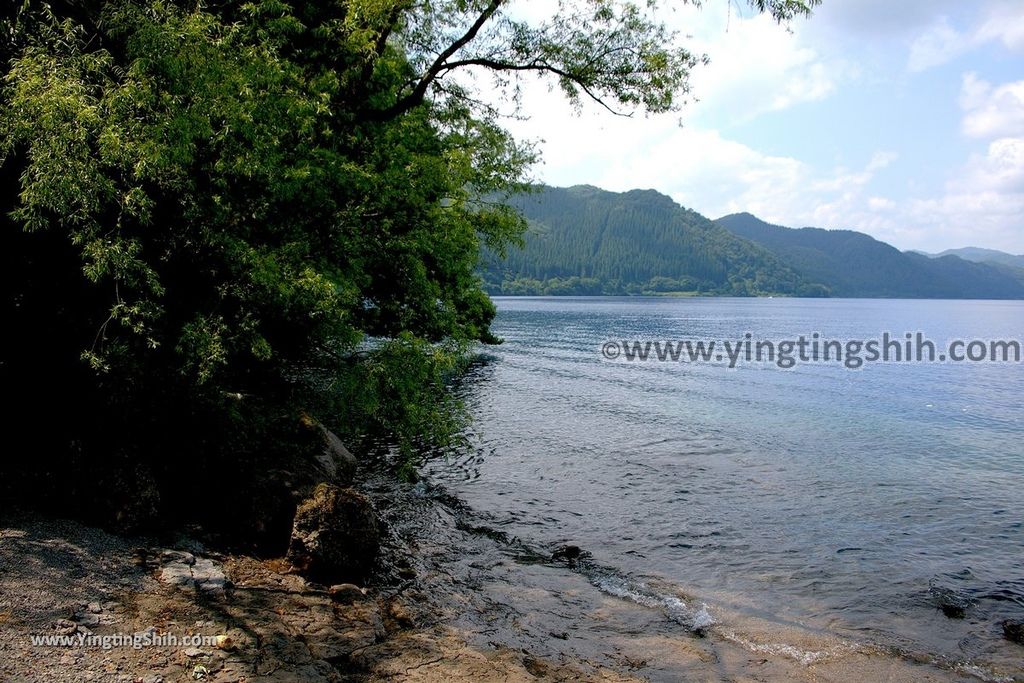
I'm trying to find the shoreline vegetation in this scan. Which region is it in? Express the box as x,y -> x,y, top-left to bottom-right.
0,0 -> 821,596
3,1 -> 1020,681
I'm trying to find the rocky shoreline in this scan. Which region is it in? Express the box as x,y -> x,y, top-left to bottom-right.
1,434 -> 1022,683
0,512 -> 639,683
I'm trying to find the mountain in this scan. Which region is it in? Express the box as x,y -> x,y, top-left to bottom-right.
482,186 -> 825,296
915,247 -> 1024,287
925,247 -> 1024,270
716,212 -> 1024,299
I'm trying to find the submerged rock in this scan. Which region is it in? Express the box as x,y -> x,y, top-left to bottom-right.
1003,619 -> 1024,645
287,484 -> 380,583
551,545 -> 584,565
929,585 -> 972,619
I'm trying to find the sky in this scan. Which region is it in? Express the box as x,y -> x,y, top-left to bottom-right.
494,0 -> 1024,254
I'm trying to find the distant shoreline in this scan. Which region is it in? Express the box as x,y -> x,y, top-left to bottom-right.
487,293 -> 1024,301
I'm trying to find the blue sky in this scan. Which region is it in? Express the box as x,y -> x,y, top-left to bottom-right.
498,0 -> 1024,253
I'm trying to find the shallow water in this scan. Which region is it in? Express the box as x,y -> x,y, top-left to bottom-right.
424,297 -> 1024,677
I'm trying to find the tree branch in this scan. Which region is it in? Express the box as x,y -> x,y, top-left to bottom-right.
436,57 -> 633,116
370,0 -> 504,120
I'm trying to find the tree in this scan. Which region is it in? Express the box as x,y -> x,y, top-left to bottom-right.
0,0 -> 820,536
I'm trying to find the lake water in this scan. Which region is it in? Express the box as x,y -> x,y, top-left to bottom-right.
425,297 -> 1024,677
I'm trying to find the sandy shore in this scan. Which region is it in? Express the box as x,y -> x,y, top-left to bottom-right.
0,505 -> 1018,682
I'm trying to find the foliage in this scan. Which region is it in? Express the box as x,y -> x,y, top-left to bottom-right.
0,0 -> 822,530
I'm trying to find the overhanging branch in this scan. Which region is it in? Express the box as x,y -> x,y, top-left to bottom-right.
371,0 -> 504,121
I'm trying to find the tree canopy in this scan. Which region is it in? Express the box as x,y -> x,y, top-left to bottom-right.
0,0 -> 820,535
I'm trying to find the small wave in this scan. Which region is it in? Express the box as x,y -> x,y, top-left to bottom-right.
719,631 -> 842,666
588,571 -> 715,633
953,663 -> 1016,683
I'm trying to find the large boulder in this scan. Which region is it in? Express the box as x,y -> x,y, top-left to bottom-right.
315,426 -> 357,486
238,423 -> 358,554
287,483 -> 380,583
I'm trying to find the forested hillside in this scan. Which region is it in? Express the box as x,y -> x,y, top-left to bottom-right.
483,186 -> 824,296
717,213 -> 1024,299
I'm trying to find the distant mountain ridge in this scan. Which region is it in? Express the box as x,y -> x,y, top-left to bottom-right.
914,247 -> 1024,289
482,185 -> 1024,299
922,247 -> 1024,270
716,212 -> 1024,299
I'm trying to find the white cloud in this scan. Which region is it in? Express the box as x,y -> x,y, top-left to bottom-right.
868,197 -> 897,211
484,1 -> 1024,253
682,7 -> 843,122
501,66 -> 1024,251
960,73 -> 1024,138
502,0 -> 841,122
798,138 -> 1024,252
500,81 -> 806,214
908,17 -> 965,72
962,137 -> 1024,193
975,2 -> 1024,51
906,1 -> 1024,72
867,151 -> 899,172
846,73 -> 1024,251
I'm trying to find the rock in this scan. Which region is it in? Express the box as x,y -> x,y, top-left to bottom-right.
74,612 -> 101,627
183,647 -> 208,659
159,563 -> 194,588
1003,619 -> 1024,645
929,586 -> 972,619
287,484 -> 380,583
328,583 -> 366,604
191,558 -> 227,594
158,552 -> 227,595
161,550 -> 195,565
214,635 -> 235,651
134,626 -> 158,640
316,427 -> 358,486
54,618 -> 78,636
551,545 -> 583,564
223,426 -> 359,553
211,663 -> 248,683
